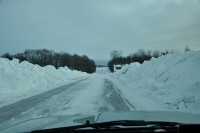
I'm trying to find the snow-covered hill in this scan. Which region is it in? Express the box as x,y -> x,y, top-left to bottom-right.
0,58 -> 88,107
111,51 -> 200,114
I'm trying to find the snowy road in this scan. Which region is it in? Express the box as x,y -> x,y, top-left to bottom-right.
0,75 -> 134,130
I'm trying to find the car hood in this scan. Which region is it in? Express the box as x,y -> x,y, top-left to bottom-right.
97,111 -> 200,123
1,111 -> 200,133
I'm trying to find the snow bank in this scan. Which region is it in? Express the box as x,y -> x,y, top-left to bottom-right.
111,51 -> 200,114
0,58 -> 88,107
113,63 -> 140,76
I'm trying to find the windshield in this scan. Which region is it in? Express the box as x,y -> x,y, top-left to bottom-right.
0,0 -> 200,132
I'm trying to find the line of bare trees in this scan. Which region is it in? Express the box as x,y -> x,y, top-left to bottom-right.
108,49 -> 169,72
1,49 -> 96,73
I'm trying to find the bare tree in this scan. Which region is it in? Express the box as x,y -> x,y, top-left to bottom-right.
152,50 -> 160,58
185,45 -> 191,52
110,50 -> 122,59
1,53 -> 13,60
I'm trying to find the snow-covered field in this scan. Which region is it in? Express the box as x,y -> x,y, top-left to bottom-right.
0,58 -> 88,107
0,51 -> 200,130
111,51 -> 200,114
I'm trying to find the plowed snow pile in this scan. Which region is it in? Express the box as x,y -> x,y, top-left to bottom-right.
0,58 -> 87,107
112,51 -> 200,113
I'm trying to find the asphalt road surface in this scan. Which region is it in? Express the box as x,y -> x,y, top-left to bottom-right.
0,75 -> 134,130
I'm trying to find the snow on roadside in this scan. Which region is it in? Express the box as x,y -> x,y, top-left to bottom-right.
96,67 -> 110,74
0,58 -> 88,107
110,51 -> 200,114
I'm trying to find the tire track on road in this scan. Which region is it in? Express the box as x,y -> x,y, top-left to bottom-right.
99,79 -> 136,112
0,78 -> 87,129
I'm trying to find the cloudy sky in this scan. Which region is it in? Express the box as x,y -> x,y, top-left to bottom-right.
0,0 -> 200,63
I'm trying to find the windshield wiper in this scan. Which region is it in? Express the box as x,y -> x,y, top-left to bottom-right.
30,120 -> 182,133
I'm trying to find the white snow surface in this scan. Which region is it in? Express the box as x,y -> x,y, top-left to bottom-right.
0,51 -> 200,116
0,58 -> 88,107
111,51 -> 200,114
96,67 -> 110,74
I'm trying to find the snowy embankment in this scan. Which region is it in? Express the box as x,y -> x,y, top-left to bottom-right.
0,58 -> 88,107
111,51 -> 200,114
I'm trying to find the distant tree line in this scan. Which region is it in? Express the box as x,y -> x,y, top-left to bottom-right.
108,49 -> 169,72
1,49 -> 96,73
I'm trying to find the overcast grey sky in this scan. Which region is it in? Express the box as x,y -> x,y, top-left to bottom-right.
0,0 -> 200,62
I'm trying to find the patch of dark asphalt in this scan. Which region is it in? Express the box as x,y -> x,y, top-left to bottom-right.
100,79 -> 135,112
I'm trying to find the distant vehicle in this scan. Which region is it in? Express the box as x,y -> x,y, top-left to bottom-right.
113,64 -> 122,72
1,111 -> 200,133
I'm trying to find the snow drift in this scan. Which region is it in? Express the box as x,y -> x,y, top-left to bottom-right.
112,51 -> 200,114
0,58 -> 88,107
